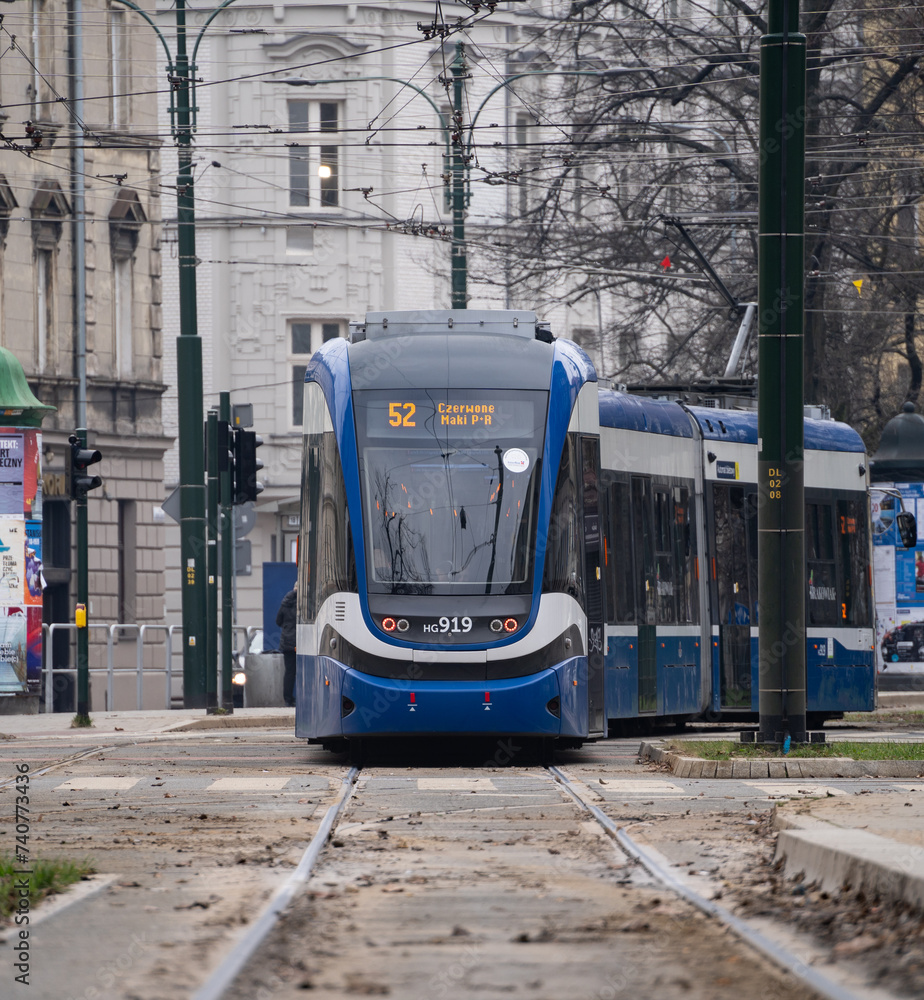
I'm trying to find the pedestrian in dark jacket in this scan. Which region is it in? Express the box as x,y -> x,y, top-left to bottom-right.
276,588 -> 297,707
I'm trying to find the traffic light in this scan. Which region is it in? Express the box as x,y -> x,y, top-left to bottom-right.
232,428 -> 263,504
65,434 -> 102,500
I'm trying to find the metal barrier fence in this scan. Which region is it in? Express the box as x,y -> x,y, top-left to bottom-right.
41,623 -> 260,713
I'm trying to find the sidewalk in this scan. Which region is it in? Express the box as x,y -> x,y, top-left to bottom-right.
774,792 -> 924,912
0,706 -> 295,740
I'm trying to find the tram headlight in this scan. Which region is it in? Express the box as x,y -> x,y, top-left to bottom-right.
382,617 -> 397,632
232,671 -> 247,686
490,619 -> 504,632
503,618 -> 518,633
397,619 -> 410,632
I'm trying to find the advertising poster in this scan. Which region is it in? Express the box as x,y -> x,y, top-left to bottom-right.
24,520 -> 42,606
0,605 -> 27,692
26,606 -> 41,687
0,432 -> 24,516
23,429 -> 41,519
874,482 -> 924,672
0,517 -> 23,604
872,484 -> 924,605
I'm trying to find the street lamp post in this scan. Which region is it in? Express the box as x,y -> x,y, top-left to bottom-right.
113,0 -> 244,708
450,44 -> 470,310
173,0 -> 208,708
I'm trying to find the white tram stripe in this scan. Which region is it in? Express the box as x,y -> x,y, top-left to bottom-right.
417,778 -> 497,791
55,777 -> 141,790
207,777 -> 293,791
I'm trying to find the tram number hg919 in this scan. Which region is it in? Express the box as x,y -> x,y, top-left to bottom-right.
422,616 -> 474,634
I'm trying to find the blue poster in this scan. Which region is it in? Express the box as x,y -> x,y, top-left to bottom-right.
25,520 -> 42,605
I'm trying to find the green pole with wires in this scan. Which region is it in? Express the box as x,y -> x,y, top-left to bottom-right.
756,0 -> 807,744
219,392 -> 234,711
450,42 -> 470,310
173,0 -> 208,708
205,408 -> 219,711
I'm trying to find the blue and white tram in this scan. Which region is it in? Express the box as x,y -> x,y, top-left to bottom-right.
295,310 -> 606,749
295,309 -> 875,750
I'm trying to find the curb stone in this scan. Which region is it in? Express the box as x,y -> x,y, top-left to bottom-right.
773,805 -> 924,912
638,741 -> 924,779
169,714 -> 294,732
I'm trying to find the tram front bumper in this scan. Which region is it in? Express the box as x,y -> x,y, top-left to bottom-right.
295,655 -> 589,740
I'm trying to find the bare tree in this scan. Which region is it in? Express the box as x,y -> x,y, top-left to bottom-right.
470,0 -> 924,442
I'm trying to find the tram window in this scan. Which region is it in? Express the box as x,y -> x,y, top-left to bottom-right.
606,478 -> 635,623
745,492 -> 759,623
653,488 -> 675,623
300,430 -> 356,621
806,502 -> 838,625
632,477 -> 655,624
542,434 -> 583,602
674,486 -> 698,623
713,485 -> 752,625
837,498 -> 871,626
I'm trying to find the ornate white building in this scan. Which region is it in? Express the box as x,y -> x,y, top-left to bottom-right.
0,0 -> 170,708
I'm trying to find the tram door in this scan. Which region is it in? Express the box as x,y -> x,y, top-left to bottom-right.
580,437 -> 606,737
712,485 -> 758,709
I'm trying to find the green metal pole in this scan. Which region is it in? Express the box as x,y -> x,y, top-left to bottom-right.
175,0 -> 208,708
206,409 -> 219,711
219,392 -> 234,711
75,427 -> 90,724
451,42 -> 469,310
757,0 -> 807,743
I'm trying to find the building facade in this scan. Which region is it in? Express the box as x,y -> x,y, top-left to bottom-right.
0,0 -> 170,708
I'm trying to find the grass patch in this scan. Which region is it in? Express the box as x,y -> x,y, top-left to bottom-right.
667,740 -> 924,760
843,709 -> 924,725
0,855 -> 95,920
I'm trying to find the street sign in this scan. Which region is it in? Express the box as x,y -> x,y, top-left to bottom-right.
161,486 -> 181,525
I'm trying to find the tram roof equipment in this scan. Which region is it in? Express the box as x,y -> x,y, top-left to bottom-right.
350,310 -> 553,343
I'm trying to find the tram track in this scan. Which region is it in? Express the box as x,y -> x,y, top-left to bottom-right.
547,765 -> 868,1000
192,766 -> 361,1000
192,761 -> 875,1000
0,743 -> 119,790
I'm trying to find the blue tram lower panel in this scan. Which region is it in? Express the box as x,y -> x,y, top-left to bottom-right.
805,637 -> 875,714
738,636 -> 874,713
294,654 -> 589,740
604,633 -> 702,718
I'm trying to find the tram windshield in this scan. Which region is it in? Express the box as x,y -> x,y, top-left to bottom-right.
354,389 -> 547,595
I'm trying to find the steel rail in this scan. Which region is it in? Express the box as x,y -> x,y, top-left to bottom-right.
192,766 -> 360,1000
0,745 -> 119,790
547,764 -> 866,1000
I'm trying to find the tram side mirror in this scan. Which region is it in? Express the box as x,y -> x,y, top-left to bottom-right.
896,510 -> 917,549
